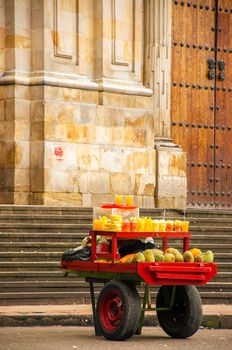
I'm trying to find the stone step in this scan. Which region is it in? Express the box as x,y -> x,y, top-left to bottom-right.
189,218 -> 232,226
0,280 -> 85,289
0,206 -> 231,219
0,252 -> 65,260
0,205 -> 93,216
186,208 -> 232,218
0,242 -> 81,251
190,226 -> 232,233
0,234 -> 232,252
0,280 -> 231,293
0,240 -> 231,255
1,233 -> 231,246
0,232 -> 84,242
0,223 -> 92,233
1,224 -> 232,235
2,215 -> 232,227
0,290 -> 231,306
141,208 -> 232,219
0,261 -> 60,271
0,214 -> 92,224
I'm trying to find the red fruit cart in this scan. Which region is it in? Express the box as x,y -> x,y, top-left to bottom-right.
61,230 -> 217,341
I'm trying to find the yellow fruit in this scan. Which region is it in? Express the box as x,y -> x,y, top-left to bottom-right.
153,249 -> 165,262
175,253 -> 184,262
164,253 -> 175,262
194,255 -> 204,263
144,249 -> 155,262
203,250 -> 214,263
119,253 -> 137,263
165,248 -> 180,256
190,248 -> 202,257
183,251 -> 194,262
95,259 -> 110,263
133,252 -> 145,263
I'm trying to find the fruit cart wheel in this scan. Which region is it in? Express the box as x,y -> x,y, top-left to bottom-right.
156,285 -> 202,338
96,280 -> 141,341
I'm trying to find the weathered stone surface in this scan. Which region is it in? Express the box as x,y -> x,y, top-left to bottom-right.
88,172 -> 110,194
42,192 -> 82,206
158,176 -> 187,198
125,151 -> 149,174
14,192 -> 30,205
91,194 -> 115,207
30,142 -> 44,168
158,149 -> 187,177
143,196 -> 155,208
15,142 -> 30,168
0,1 -> 186,207
135,175 -> 156,195
82,193 -> 91,207
14,168 -> 30,191
155,196 -> 175,209
101,149 -> 123,172
79,153 -> 100,172
124,128 -> 147,147
110,173 -> 134,195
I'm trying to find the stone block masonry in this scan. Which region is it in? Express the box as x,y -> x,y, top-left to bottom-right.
0,0 -> 187,209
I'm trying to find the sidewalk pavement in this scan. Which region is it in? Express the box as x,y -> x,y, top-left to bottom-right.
0,304 -> 232,328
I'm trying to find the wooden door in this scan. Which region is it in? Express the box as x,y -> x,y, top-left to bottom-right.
171,0 -> 232,209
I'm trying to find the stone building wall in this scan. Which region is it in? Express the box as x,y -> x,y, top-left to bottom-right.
0,0 -> 187,208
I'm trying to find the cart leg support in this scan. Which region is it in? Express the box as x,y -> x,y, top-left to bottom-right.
88,281 -> 101,336
136,284 -> 177,335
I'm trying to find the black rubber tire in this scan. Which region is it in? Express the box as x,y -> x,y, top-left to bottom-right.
156,285 -> 202,338
96,281 -> 141,341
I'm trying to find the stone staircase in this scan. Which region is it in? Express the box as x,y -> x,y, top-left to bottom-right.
0,206 -> 231,305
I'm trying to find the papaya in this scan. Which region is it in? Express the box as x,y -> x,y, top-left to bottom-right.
94,259 -> 109,263
119,253 -> 137,263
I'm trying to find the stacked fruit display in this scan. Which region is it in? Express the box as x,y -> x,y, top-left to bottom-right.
95,248 -> 214,264
117,248 -> 214,264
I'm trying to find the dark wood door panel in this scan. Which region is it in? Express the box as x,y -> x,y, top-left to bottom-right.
214,0 -> 232,207
171,0 -> 232,208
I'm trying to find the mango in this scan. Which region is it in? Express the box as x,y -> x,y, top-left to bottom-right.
153,249 -> 165,262
194,255 -> 204,263
133,252 -> 145,263
164,253 -> 175,262
144,249 -> 155,262
175,253 -> 184,262
183,251 -> 194,262
203,250 -> 214,263
165,248 -> 180,256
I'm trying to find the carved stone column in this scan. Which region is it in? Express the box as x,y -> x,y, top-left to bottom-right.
0,1 -> 31,204
144,0 -> 187,209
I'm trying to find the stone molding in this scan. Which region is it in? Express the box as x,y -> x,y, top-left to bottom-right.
0,70 -> 153,96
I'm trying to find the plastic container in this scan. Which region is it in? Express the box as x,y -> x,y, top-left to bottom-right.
93,206 -> 139,231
